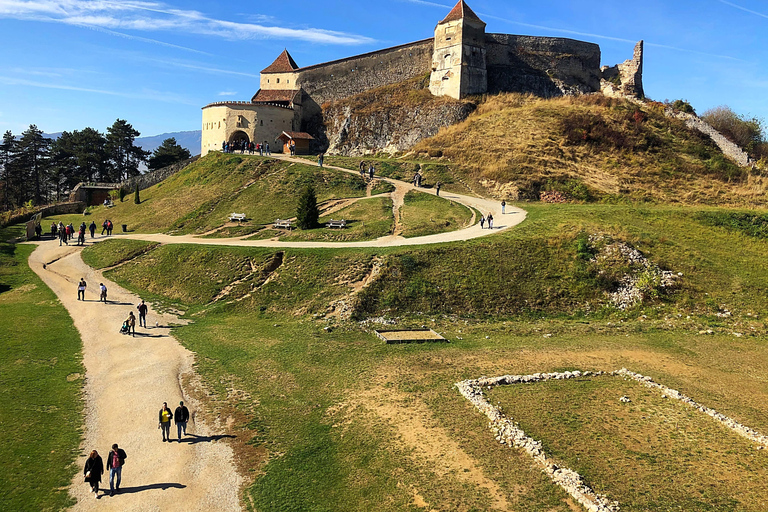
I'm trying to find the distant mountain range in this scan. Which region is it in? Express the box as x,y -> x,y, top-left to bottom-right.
39,130 -> 202,156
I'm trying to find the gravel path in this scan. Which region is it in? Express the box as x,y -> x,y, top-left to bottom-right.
28,243 -> 242,512
115,154 -> 526,248
23,159 -> 527,511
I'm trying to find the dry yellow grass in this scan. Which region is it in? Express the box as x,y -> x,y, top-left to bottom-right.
415,93 -> 768,206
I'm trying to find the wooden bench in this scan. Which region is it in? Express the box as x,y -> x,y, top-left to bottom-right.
326,219 -> 347,229
229,213 -> 246,222
274,219 -> 294,230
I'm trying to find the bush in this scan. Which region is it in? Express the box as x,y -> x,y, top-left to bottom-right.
702,106 -> 765,156
427,149 -> 443,158
670,99 -> 695,114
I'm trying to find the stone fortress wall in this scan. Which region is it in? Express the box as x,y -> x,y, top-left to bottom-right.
293,40 -> 435,107
485,34 -> 601,97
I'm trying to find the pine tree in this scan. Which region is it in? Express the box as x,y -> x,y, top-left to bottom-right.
296,185 -> 319,229
0,130 -> 19,210
106,119 -> 149,181
134,183 -> 140,204
16,125 -> 51,206
148,138 -> 191,171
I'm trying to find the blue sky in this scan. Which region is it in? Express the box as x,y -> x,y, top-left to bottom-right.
0,0 -> 766,138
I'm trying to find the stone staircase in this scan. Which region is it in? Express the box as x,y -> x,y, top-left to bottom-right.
665,109 -> 753,167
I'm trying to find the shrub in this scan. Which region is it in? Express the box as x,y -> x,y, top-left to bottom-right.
428,149 -> 443,158
702,106 -> 765,156
670,99 -> 696,114
134,183 -> 140,204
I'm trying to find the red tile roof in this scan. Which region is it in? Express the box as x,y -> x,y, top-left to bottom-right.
251,89 -> 298,103
261,49 -> 299,73
278,131 -> 314,141
440,0 -> 484,24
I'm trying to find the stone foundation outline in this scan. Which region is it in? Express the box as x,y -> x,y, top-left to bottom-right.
455,368 -> 768,512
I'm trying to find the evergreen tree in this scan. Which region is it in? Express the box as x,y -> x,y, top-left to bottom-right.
134,183 -> 140,204
49,131 -> 77,203
0,130 -> 19,210
296,185 -> 319,229
16,125 -> 51,205
106,119 -> 149,181
74,127 -> 109,182
148,137 -> 191,171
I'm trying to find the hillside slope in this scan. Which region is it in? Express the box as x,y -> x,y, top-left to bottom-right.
412,94 -> 767,205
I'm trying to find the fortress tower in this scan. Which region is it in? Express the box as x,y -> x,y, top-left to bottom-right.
429,0 -> 487,99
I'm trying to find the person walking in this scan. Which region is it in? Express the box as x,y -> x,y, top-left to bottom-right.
137,300 -> 148,328
159,402 -> 173,442
368,163 -> 374,180
99,283 -> 108,303
102,220 -> 108,235
435,182 -> 442,197
174,401 -> 190,441
501,200 -> 506,214
487,212 -> 493,229
106,443 -> 127,496
107,220 -> 113,236
359,160 -> 365,177
51,222 -> 57,239
77,278 -> 87,301
84,450 -> 104,498
125,311 -> 136,336
59,225 -> 68,246
89,221 -> 96,238
78,223 -> 86,246
318,153 -> 324,167
479,215 -> 485,229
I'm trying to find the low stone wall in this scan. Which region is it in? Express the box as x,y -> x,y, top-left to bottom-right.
1,201 -> 86,228
666,110 -> 752,167
457,368 -> 768,511
120,156 -> 200,193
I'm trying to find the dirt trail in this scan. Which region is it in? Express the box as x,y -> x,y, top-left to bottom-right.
28,242 -> 242,512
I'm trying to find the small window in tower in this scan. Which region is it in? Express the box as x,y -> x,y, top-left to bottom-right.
267,79 -> 269,83
260,120 -> 263,126
287,79 -> 289,84
277,78 -> 280,83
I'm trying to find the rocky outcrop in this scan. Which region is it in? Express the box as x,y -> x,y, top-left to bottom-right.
322,87 -> 475,155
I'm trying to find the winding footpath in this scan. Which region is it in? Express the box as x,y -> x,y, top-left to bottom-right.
26,156 -> 527,510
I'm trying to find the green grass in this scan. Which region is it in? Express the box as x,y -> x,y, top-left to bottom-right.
80,239 -> 159,269
0,240 -> 84,511
63,154 -> 369,236
399,191 -> 474,238
487,375 -> 768,511
280,197 -> 394,242
65,202 -> 768,510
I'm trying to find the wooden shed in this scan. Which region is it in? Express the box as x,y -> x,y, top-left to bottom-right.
276,131 -> 314,155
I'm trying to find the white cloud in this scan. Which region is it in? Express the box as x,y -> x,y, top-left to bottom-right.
718,0 -> 768,20
218,91 -> 238,96
0,75 -> 198,104
0,0 -> 376,45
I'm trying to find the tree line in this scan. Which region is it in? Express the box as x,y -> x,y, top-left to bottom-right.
0,119 -> 190,212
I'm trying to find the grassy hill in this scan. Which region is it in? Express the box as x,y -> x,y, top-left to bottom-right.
411,93 -> 767,206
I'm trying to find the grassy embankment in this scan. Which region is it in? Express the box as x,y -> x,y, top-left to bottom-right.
80,203 -> 768,511
0,226 -> 84,511
413,93 -> 768,205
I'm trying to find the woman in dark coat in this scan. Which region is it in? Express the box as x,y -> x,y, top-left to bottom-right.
84,450 -> 104,496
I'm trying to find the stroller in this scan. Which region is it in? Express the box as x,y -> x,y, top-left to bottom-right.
119,321 -> 130,335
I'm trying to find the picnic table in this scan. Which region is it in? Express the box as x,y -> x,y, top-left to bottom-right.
274,219 -> 294,230
229,213 -> 246,222
326,219 -> 347,229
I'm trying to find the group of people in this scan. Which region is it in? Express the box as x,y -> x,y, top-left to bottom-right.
76,278 -> 110,303
82,401 -> 190,498
49,220 -> 112,246
358,161 -> 375,180
120,300 -> 148,336
479,212 -> 494,229
222,140 -> 271,156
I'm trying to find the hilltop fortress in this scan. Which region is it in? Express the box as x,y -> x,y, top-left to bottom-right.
201,0 -> 644,156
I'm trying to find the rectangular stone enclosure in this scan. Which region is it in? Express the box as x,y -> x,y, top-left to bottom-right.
374,328 -> 446,344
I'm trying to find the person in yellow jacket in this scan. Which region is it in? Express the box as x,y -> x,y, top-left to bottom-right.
158,402 -> 173,442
